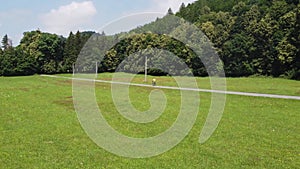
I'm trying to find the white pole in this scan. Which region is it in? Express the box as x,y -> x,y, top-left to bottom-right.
145,55 -> 147,82
72,63 -> 75,76
96,62 -> 98,78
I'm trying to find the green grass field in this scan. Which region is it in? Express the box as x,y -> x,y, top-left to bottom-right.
1,74 -> 299,168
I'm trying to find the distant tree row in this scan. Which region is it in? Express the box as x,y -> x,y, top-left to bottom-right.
177,0 -> 300,79
98,0 -> 299,79
0,31 -> 96,76
0,0 -> 299,80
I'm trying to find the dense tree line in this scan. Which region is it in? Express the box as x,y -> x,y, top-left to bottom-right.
100,33 -> 203,76
0,30 -> 95,76
177,0 -> 300,79
99,0 -> 299,79
98,15 -> 219,76
0,0 -> 299,80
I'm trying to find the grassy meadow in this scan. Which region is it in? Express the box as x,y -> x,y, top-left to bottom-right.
0,74 -> 299,168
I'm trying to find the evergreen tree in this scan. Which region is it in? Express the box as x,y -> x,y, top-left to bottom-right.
180,3 -> 186,11
167,8 -> 174,15
62,32 -> 76,72
2,34 -> 9,50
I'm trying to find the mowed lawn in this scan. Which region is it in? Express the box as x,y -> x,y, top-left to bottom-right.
0,75 -> 299,168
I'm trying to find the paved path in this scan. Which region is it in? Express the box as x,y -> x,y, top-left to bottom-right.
41,74 -> 300,101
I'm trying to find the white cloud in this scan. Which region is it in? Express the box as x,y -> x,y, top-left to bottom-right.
40,1 -> 97,35
150,0 -> 196,13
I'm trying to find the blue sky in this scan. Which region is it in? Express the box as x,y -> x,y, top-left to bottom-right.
0,0 -> 196,45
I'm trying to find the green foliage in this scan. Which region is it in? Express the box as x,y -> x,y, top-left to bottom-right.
1,34 -> 9,50
62,32 -> 76,73
61,31 -> 95,73
99,31 -> 207,76
0,30 -> 96,76
176,0 -> 300,79
19,30 -> 65,74
0,0 -> 299,80
167,8 -> 174,15
99,0 -> 298,79
0,47 -> 16,76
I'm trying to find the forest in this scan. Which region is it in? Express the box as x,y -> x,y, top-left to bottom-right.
0,0 -> 299,79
